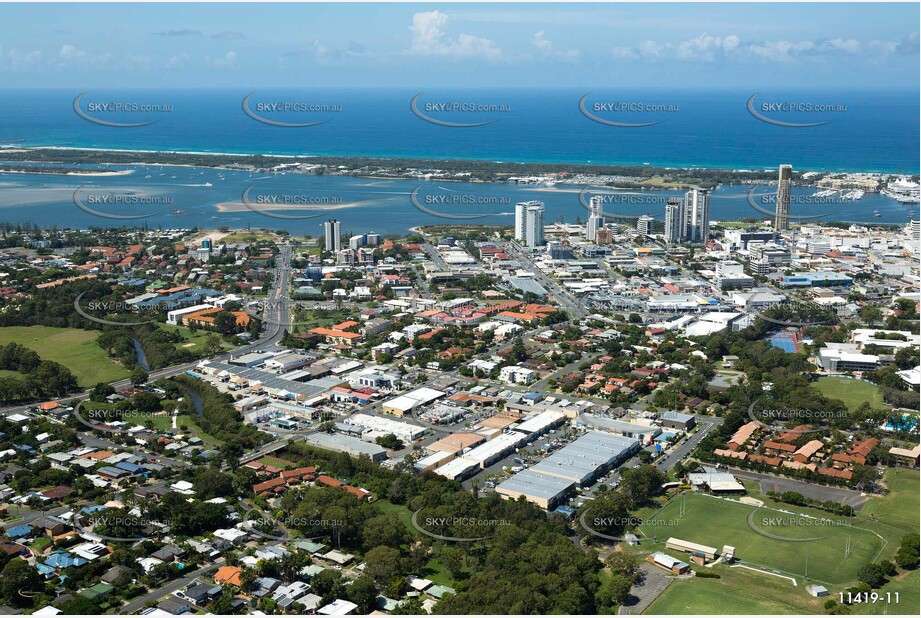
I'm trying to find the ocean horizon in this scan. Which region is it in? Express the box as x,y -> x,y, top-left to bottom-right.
1,88 -> 918,174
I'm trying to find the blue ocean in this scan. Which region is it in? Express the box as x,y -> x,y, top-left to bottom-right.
1,88 -> 917,172
0,89 -> 917,234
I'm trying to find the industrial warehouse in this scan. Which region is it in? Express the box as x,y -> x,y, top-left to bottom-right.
495,432 -> 641,508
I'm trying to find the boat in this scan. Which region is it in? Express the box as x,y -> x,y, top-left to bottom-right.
874,211 -> 882,217
144,174 -> 152,179
170,209 -> 186,215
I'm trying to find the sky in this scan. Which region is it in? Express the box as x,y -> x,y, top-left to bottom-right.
0,2 -> 918,89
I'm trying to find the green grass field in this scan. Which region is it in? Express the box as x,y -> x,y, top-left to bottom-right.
158,324 -> 232,355
642,471 -> 920,615
0,326 -> 130,387
646,566 -> 824,615
814,376 -> 886,411
176,413 -> 223,446
637,493 -> 883,585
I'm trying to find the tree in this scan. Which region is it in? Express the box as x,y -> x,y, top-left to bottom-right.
894,532 -> 920,569
205,335 -> 224,355
606,550 -> 641,582
130,366 -> 149,386
213,310 -> 239,335
1,558 -> 43,606
90,382 -> 116,402
364,546 -> 403,585
374,434 -> 404,450
346,576 -> 378,614
596,573 -> 632,610
361,514 -> 410,552
856,563 -> 886,588
210,591 -> 234,615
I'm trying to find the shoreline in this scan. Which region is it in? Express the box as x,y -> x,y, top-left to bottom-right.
3,145 -> 918,178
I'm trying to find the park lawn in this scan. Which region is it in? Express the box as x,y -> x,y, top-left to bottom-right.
814,376 -> 886,412
176,413 -> 223,447
122,410 -> 173,431
422,557 -> 459,588
220,230 -> 278,244
375,499 -> 417,535
0,369 -> 23,380
853,467 -> 920,565
645,566 -> 824,615
257,456 -> 294,469
850,568 -> 919,615
0,325 -> 130,387
637,493 -> 882,585
158,324 -> 231,354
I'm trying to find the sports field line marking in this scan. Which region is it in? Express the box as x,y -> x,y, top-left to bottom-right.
730,564 -> 798,586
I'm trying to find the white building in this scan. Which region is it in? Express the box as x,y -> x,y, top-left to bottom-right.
682,188 -> 710,244
324,219 -> 341,253
499,365 -> 537,385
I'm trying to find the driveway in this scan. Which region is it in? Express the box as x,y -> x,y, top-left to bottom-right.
619,563 -> 675,615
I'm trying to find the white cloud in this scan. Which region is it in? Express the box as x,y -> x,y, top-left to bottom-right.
610,32 -> 894,63
0,46 -> 42,71
637,40 -> 666,58
611,46 -> 638,60
209,51 -> 237,69
166,52 -> 191,69
532,31 -> 580,60
408,10 -> 502,60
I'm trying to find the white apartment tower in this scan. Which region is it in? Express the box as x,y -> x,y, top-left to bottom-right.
636,214 -> 654,236
515,201 -> 545,247
586,195 -> 605,243
524,202 -> 545,247
324,219 -> 341,253
664,197 -> 683,244
682,188 -> 711,244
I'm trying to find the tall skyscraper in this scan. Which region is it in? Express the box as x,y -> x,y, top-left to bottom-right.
664,197 -> 683,244
586,195 -> 605,243
524,203 -> 545,247
682,189 -> 711,244
515,201 -> 545,247
775,164 -> 793,233
324,219 -> 341,252
514,201 -> 538,242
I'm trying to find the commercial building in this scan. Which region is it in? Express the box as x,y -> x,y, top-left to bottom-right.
529,431 -> 639,486
715,260 -> 754,289
496,469 -> 575,509
343,413 -> 427,443
780,271 -> 853,288
575,414 -> 661,444
462,432 -> 530,469
304,433 -> 387,462
658,411 -> 697,431
818,345 -> 880,372
433,457 -> 480,481
381,387 -> 446,416
512,410 -> 567,440
749,243 -> 792,275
